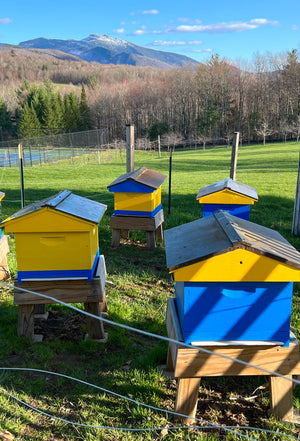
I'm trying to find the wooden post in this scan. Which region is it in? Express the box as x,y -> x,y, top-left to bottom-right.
269,375 -> 294,421
126,124 -> 134,173
292,148 -> 300,235
230,132 -> 239,181
18,143 -> 25,208
158,135 -> 161,158
175,377 -> 201,423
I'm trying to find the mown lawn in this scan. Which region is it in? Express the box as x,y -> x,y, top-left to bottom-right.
0,142 -> 300,440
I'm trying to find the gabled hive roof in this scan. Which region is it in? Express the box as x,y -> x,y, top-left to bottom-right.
1,190 -> 107,226
165,210 -> 300,272
108,167 -> 166,191
196,177 -> 258,201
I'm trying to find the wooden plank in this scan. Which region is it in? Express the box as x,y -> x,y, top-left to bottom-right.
175,344 -> 300,377
0,235 -> 9,261
146,231 -> 156,249
17,304 -> 34,338
111,229 -> 121,247
14,278 -> 102,304
110,209 -> 164,231
14,257 -> 106,305
269,375 -> 294,421
84,302 -> 106,340
175,377 -> 201,423
96,255 -> 106,302
155,224 -> 164,242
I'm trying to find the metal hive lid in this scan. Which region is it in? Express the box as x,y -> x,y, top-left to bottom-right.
196,177 -> 258,201
1,190 -> 107,225
164,210 -> 300,272
107,167 -> 167,190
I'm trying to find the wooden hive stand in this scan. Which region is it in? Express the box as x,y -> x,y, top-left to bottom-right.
165,298 -> 300,423
110,209 -> 164,250
14,255 -> 108,342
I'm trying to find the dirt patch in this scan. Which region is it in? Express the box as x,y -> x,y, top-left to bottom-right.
34,310 -> 86,342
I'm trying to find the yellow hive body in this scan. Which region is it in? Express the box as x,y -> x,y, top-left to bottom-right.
114,187 -> 161,213
197,188 -> 256,205
171,248 -> 300,282
1,190 -> 107,281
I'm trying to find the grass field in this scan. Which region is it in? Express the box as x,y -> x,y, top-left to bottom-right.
0,142 -> 300,440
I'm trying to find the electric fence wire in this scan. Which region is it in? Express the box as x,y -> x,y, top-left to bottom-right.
0,281 -> 300,440
3,281 -> 300,386
0,368 -> 299,441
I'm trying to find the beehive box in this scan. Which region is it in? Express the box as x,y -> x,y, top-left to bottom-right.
196,177 -> 258,220
0,190 -> 107,282
164,210 -> 300,346
108,167 -> 166,218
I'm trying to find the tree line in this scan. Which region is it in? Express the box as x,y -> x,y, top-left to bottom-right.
0,48 -> 300,145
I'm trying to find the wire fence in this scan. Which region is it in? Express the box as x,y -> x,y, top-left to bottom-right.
0,128 -> 228,168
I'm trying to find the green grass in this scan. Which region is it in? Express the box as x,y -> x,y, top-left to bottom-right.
0,142 -> 300,440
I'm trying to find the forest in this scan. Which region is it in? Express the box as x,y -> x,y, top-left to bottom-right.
0,46 -> 300,146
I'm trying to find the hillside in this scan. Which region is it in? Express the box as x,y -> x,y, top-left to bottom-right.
18,34 -> 199,69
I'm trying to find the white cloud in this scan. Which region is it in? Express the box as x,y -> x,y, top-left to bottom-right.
174,21 -> 265,33
292,25 -> 299,31
192,49 -> 213,53
0,18 -> 12,24
132,29 -> 147,35
130,18 -> 279,36
142,9 -> 159,15
150,40 -> 203,47
113,28 -> 126,34
178,17 -> 189,23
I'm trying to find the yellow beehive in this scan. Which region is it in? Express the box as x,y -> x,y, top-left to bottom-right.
108,167 -> 166,218
0,190 -> 107,282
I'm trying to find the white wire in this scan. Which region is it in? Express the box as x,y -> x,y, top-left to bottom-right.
0,367 -> 295,441
3,281 -> 300,386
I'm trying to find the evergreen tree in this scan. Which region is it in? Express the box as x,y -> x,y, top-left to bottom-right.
79,84 -> 93,130
18,103 -> 42,138
64,92 -> 81,132
0,99 -> 13,140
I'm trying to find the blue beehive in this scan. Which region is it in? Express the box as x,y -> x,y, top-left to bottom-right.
164,210 -> 300,347
196,178 -> 258,220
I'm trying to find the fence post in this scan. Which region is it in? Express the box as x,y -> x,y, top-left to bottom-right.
292,147 -> 300,236
126,124 -> 134,173
230,132 -> 239,181
158,135 -> 161,158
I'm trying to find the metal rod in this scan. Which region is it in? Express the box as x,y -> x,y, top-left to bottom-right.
18,143 -> 25,208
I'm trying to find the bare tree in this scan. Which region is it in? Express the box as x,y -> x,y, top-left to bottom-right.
256,120 -> 274,145
291,116 -> 300,143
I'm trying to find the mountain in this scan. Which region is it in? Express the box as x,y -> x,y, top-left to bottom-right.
18,34 -> 199,69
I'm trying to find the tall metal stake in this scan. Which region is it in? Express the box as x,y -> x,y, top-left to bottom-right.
18,143 -> 25,208
168,147 -> 173,214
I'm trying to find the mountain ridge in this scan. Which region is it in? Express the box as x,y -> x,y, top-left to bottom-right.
18,34 -> 199,69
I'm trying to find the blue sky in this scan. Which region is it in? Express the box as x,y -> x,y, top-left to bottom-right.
0,0 -> 299,62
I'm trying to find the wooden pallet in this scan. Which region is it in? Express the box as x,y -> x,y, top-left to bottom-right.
165,298 -> 300,423
110,209 -> 164,249
14,255 -> 107,342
